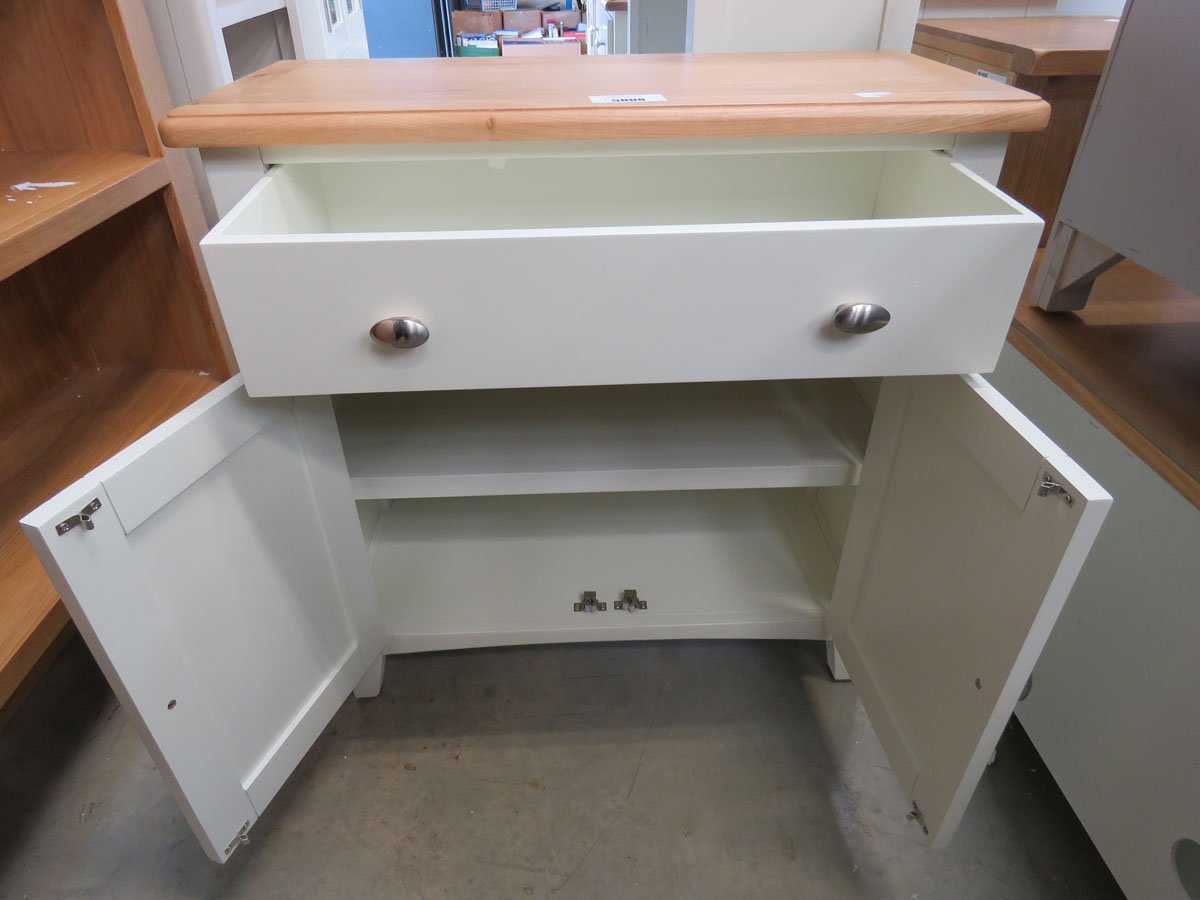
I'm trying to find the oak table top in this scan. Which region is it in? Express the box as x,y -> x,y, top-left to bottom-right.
914,16 -> 1118,76
1010,255 -> 1200,510
159,51 -> 1049,147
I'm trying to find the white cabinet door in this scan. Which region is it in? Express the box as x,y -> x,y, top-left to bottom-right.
827,374 -> 1111,847
21,377 -> 382,862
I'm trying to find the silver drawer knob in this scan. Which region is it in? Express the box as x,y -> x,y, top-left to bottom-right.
370,317 -> 429,349
832,302 -> 890,334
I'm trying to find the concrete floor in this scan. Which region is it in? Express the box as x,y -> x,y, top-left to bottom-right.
0,637 -> 1124,899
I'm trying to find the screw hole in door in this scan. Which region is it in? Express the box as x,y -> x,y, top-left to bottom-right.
167,699 -> 177,710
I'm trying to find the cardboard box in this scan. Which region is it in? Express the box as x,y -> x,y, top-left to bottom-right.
499,37 -> 582,56
542,9 -> 581,31
455,44 -> 500,57
451,9 -> 501,35
502,10 -> 543,34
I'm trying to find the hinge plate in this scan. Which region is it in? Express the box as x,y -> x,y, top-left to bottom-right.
56,498 -> 102,535
224,820 -> 251,855
573,590 -> 605,613
906,801 -> 928,835
1037,472 -> 1074,506
614,589 -> 647,611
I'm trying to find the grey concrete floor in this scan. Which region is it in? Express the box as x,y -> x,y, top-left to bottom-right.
1,637 -> 1123,899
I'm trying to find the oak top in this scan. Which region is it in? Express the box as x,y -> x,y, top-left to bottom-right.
914,16 -> 1118,76
159,52 -> 1049,147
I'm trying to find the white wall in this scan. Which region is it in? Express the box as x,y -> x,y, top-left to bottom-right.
685,0 -> 1126,55
690,0 -> 885,52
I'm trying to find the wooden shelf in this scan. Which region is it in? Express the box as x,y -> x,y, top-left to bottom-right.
1009,255 -> 1200,509
337,380 -> 871,500
0,151 -> 169,282
914,16 -> 1118,77
0,368 -> 220,712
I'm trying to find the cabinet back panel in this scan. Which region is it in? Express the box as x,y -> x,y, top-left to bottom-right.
369,489 -> 834,653
0,0 -> 146,151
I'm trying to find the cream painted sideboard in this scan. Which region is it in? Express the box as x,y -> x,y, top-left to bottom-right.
21,53 -> 1112,863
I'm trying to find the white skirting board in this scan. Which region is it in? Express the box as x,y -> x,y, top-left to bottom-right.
365,488 -> 835,653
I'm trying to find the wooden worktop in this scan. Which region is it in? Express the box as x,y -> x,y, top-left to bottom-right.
159,52 -> 1049,147
915,16 -> 1118,76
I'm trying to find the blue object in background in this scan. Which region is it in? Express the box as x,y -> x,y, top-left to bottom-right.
364,0 -> 440,58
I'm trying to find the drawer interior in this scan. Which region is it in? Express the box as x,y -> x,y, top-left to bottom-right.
218,149 -> 1024,237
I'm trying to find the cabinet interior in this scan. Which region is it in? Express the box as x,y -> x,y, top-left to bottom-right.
0,0 -> 232,717
343,379 -> 872,650
0,196 -> 227,713
219,149 -> 1023,238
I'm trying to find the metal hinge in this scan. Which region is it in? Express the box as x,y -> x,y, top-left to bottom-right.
224,820 -> 251,855
1037,473 -> 1074,506
614,589 -> 647,612
573,591 -> 606,613
906,801 -> 929,835
55,498 -> 102,535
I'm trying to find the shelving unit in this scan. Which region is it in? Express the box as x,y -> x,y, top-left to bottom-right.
0,0 -> 234,724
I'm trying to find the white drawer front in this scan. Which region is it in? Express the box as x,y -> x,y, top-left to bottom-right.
202,150 -> 1041,396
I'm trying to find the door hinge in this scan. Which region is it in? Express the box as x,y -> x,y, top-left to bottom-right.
614,589 -> 647,612
224,820 -> 251,855
55,498 -> 102,535
573,591 -> 606,613
1037,473 -> 1074,506
906,801 -> 929,835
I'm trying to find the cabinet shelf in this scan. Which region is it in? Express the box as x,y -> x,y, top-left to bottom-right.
336,380 -> 872,500
370,489 -> 835,654
0,367 -> 220,710
0,152 -> 169,282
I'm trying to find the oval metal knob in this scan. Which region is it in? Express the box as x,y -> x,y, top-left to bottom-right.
833,302 -> 891,335
370,317 -> 429,349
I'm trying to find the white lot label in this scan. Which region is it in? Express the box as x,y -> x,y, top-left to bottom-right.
975,69 -> 1008,83
589,93 -> 667,104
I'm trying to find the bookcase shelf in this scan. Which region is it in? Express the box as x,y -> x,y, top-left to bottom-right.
0,368 -> 220,720
0,152 -> 168,282
0,0 -> 234,723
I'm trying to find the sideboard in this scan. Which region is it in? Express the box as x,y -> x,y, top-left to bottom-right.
21,52 -> 1112,863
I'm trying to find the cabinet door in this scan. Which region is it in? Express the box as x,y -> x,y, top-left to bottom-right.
827,374 -> 1111,847
21,377 -> 382,862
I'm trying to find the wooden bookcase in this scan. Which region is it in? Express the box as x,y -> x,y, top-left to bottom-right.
0,0 -> 234,725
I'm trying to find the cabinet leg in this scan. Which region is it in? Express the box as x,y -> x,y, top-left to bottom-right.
353,654 -> 385,699
826,641 -> 850,682
1032,223 -> 1124,312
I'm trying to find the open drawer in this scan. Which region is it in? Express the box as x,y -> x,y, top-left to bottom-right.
201,149 -> 1042,398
